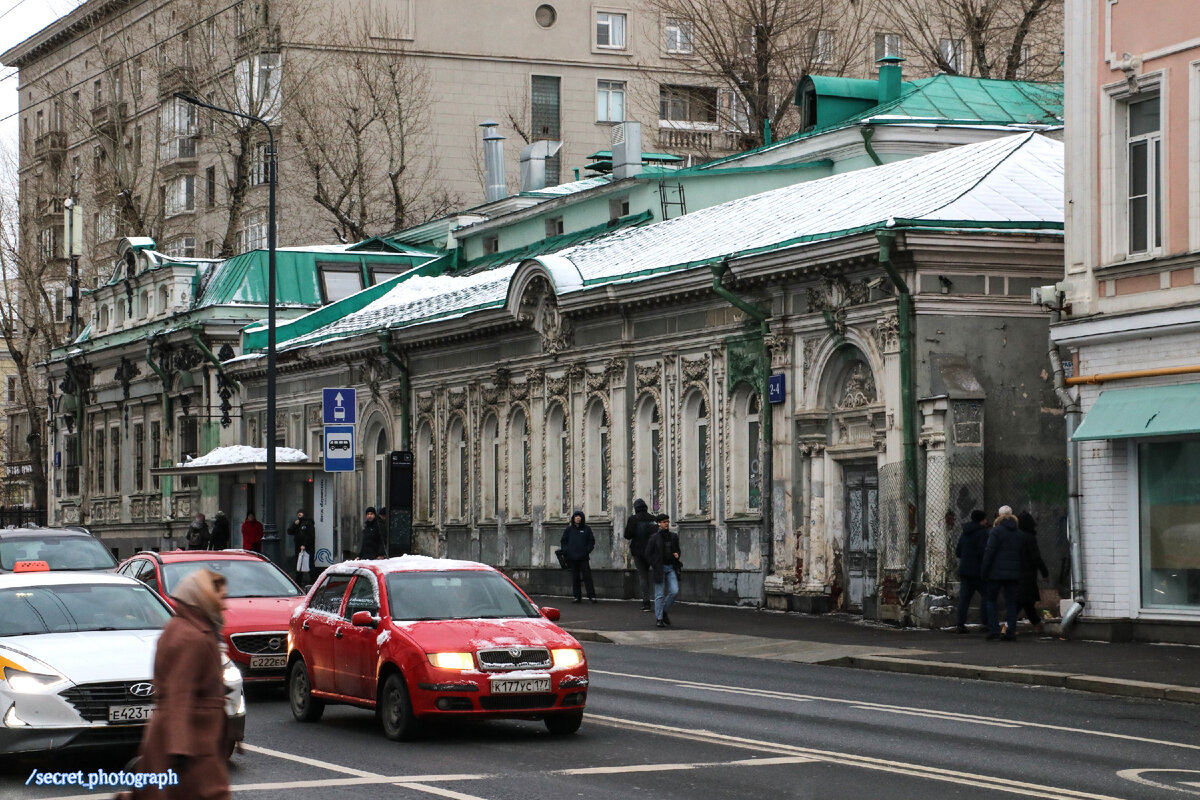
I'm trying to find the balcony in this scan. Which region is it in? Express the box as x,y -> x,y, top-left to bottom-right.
657,121 -> 740,154
33,130 -> 68,167
35,196 -> 64,224
237,23 -> 281,55
90,102 -> 128,134
158,64 -> 198,99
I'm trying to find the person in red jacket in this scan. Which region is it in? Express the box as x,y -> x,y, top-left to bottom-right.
241,512 -> 264,553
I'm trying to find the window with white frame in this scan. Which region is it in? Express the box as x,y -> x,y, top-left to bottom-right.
596,11 -> 626,49
660,84 -> 718,123
681,389 -> 709,516
163,237 -> 196,258
874,32 -> 902,61
730,387 -> 761,513
546,402 -> 569,518
665,17 -> 692,54
249,142 -> 271,186
718,89 -> 750,132
508,409 -> 529,517
633,393 -> 663,513
238,210 -> 269,252
447,416 -> 468,521
583,398 -> 610,514
49,285 -> 66,323
481,413 -> 499,519
596,80 -> 625,122
164,175 -> 196,216
38,228 -> 60,262
159,98 -> 198,161
96,205 -> 118,243
235,53 -> 281,120
809,29 -> 834,65
5,376 -> 17,404
318,264 -> 363,303
1126,94 -> 1162,255
938,38 -> 964,73
416,421 -> 434,521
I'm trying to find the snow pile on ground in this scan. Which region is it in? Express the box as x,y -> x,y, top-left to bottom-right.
179,445 -> 310,468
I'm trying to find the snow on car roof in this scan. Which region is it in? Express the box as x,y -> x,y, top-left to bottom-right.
333,554 -> 495,575
0,571 -> 142,589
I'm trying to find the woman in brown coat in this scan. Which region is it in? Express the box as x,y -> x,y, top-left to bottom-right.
127,569 -> 231,800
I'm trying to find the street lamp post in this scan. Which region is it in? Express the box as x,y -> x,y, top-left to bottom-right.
174,92 -> 280,566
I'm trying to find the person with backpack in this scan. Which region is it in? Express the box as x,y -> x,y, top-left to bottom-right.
623,498 -> 657,612
186,512 -> 210,551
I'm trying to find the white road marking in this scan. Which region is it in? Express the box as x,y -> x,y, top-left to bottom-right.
241,742 -> 383,777
589,713 -> 1129,800
593,668 -> 1200,752
1116,768 -> 1200,796
394,783 -> 494,800
850,705 -> 1022,728
561,756 -> 815,775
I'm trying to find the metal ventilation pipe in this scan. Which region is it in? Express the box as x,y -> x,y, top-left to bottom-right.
612,121 -> 642,180
480,120 -> 507,202
520,139 -> 562,192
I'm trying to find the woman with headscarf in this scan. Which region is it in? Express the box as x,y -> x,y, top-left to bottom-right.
127,569 -> 231,799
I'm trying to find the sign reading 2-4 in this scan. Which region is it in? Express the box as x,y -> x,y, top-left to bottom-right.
322,388 -> 357,425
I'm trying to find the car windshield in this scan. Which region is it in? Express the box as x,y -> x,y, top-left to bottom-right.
0,535 -> 118,571
162,560 -> 302,598
385,570 -> 540,621
0,583 -> 171,636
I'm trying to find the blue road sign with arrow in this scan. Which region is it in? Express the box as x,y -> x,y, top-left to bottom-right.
322,388 -> 356,425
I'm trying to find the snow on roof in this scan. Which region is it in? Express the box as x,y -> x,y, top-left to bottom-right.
551,132 -> 1062,289
333,555 -> 495,574
525,176 -> 612,197
180,445 -> 310,468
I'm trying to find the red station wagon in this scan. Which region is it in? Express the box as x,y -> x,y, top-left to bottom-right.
118,550 -> 306,682
287,556 -> 588,739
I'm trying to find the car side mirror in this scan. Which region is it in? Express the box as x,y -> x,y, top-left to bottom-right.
540,607 -> 560,621
351,610 -> 379,628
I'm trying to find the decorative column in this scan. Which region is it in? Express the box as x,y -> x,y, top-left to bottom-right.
919,397 -> 951,592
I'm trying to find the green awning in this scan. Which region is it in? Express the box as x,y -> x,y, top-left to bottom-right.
1073,382 -> 1200,441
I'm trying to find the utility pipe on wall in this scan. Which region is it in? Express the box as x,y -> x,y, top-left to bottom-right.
1049,310 -> 1085,633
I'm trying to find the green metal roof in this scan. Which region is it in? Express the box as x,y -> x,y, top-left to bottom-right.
1073,383 -> 1200,441
863,74 -> 1063,126
459,211 -> 654,274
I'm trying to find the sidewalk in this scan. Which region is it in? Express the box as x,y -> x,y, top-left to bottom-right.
534,595 -> 1200,706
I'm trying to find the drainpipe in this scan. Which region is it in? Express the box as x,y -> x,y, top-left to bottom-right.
189,326 -> 240,390
877,231 -> 923,610
377,330 -> 411,450
1048,309 -> 1085,633
711,259 -> 773,602
861,126 -> 883,166
145,334 -> 174,432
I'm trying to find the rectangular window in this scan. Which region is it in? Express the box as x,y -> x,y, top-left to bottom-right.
1127,95 -> 1162,255
163,237 -> 196,258
94,428 -> 105,494
545,216 -> 564,237
939,37 -> 964,72
874,32 -> 902,61
110,425 -> 121,494
249,142 -> 271,186
1138,439 -> 1200,609
5,376 -> 17,404
178,417 -> 198,489
50,286 -> 65,323
596,80 -> 625,123
133,422 -> 145,492
718,88 -> 750,131
159,99 -> 198,161
530,76 -> 561,185
659,85 -> 718,123
596,11 -> 627,49
238,210 -> 269,252
234,53 -> 281,121
319,264 -> 364,303
609,195 -> 630,221
809,29 -> 835,64
64,433 -> 79,496
164,175 -> 196,216
93,80 -> 102,107
150,421 -> 161,490
206,166 -> 217,208
482,235 -> 499,254
369,265 -> 408,284
665,17 -> 692,54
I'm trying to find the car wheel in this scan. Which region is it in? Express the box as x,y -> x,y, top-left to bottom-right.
544,710 -> 583,735
288,658 -> 324,722
378,672 -> 418,741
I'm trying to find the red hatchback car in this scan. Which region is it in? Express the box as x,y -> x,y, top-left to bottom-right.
117,550 -> 306,682
287,556 -> 588,739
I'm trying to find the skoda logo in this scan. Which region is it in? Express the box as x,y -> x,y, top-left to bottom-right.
129,683 -> 154,698
508,648 -> 523,659
267,637 -> 283,652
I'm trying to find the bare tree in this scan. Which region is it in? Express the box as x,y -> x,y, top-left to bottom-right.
882,0 -> 1062,81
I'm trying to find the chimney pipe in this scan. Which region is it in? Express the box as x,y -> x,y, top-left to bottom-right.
480,120 -> 507,203
876,56 -> 904,105
520,139 -> 563,192
612,122 -> 643,180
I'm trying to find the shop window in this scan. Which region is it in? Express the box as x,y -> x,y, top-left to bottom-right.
1139,440 -> 1200,609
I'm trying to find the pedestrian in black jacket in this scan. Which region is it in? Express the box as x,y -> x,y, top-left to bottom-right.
981,506 -> 1023,641
358,507 -> 384,560
287,510 -> 316,580
623,498 -> 657,611
560,511 -> 596,603
955,510 -> 989,633
186,512 -> 210,551
1017,512 -> 1050,633
210,511 -> 231,551
644,514 -> 680,628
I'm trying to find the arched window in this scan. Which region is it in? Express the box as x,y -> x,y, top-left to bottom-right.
447,416 -> 468,521
370,427 -> 389,514
634,394 -> 663,513
730,387 -> 762,514
508,409 -> 529,518
416,421 -> 434,521
158,285 -> 169,314
139,290 -> 149,318
682,389 -> 710,516
481,413 -> 499,519
584,398 -> 610,515
98,304 -> 109,331
116,299 -> 126,326
546,403 -> 568,518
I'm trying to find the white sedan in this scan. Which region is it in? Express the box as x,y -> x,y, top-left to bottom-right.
0,568 -> 245,757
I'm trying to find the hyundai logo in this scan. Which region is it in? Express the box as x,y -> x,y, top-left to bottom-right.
267,637 -> 283,652
129,683 -> 154,698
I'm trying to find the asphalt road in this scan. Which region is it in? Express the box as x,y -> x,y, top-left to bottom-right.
4,642 -> 1200,800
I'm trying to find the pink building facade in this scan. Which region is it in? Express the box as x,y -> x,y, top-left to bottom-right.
1056,0 -> 1200,642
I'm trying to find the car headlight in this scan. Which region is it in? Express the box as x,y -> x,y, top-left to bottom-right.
427,652 -> 474,670
221,658 -> 242,684
551,648 -> 583,669
3,665 -> 67,693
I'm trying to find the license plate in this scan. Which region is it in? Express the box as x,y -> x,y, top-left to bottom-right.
489,676 -> 550,694
108,705 -> 153,723
250,655 -> 287,669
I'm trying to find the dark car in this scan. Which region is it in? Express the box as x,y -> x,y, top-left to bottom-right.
0,526 -> 117,572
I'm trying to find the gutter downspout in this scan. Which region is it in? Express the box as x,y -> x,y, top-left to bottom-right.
861,127 -> 883,166
145,334 -> 174,432
712,259 -> 773,604
877,231 -> 923,611
1049,310 -> 1085,633
378,330 -> 411,450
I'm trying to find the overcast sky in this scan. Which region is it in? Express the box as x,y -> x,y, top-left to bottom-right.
0,0 -> 86,149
